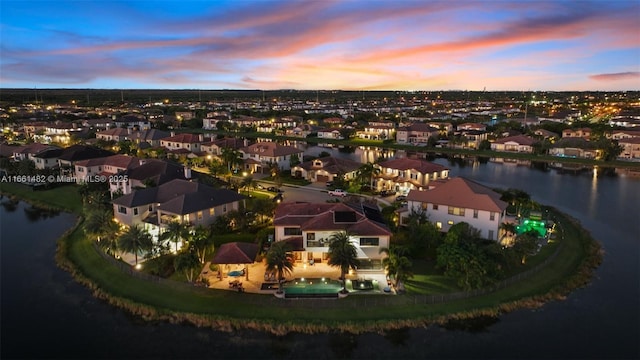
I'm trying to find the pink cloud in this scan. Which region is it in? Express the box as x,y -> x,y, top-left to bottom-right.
589,72 -> 640,82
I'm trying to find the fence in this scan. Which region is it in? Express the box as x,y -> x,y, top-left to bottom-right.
92,216 -> 565,309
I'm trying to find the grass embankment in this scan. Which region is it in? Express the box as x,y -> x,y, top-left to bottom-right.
5,185 -> 602,334
0,183 -> 83,213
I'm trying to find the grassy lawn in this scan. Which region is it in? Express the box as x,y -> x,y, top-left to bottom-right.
0,183 -> 83,213
57,206 -> 592,326
3,184 -> 597,330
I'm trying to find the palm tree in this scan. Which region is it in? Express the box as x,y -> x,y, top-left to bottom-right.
221,147 -> 243,173
327,231 -> 359,293
379,246 -> 413,293
85,207 -> 120,256
356,162 -> 380,190
174,248 -> 201,282
265,241 -> 294,293
160,220 -> 191,253
240,176 -> 257,196
117,225 -> 153,265
191,225 -> 214,264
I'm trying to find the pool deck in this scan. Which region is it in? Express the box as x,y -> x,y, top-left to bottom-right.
198,260 -> 387,294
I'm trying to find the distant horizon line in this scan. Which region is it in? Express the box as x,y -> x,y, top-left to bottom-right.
2,87 -> 639,93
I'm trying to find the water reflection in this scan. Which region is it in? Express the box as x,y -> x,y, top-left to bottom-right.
383,327 -> 411,347
328,332 -> 358,359
439,315 -> 500,333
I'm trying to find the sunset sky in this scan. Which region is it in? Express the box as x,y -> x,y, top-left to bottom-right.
1,0 -> 639,91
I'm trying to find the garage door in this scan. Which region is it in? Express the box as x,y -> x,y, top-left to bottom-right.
316,175 -> 329,182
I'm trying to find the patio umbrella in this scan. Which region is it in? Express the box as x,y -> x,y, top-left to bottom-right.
211,242 -> 259,280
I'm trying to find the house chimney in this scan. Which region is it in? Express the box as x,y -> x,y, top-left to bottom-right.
170,131 -> 175,137
199,134 -> 204,142
184,166 -> 192,179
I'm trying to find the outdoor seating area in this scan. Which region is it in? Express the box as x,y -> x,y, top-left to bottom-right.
228,280 -> 244,292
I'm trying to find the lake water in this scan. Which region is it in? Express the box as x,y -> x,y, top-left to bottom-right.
1,156 -> 638,359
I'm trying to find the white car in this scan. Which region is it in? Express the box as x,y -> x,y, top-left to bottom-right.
328,189 -> 348,197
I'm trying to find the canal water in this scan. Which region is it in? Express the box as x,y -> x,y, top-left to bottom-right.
1,156 -> 638,359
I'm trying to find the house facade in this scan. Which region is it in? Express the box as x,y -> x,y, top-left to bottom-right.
374,158 -> 449,194
112,179 -> 245,245
273,202 -> 391,269
395,123 -> 439,145
74,154 -> 140,183
317,128 -> 343,139
490,135 -> 537,153
160,133 -> 208,152
109,159 -> 190,196
403,177 -> 507,241
290,156 -> 361,183
96,128 -> 132,142
239,142 -> 304,173
617,137 -> 640,160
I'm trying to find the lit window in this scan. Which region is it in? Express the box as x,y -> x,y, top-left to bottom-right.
436,221 -> 442,229
209,208 -> 214,216
197,211 -> 203,221
447,220 -> 454,225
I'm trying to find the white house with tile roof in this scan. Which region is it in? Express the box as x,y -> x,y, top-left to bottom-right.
273,202 -> 391,269
402,177 -> 508,241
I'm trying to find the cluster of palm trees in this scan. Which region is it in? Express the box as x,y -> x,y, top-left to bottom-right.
84,195 -> 214,282
264,231 -> 410,295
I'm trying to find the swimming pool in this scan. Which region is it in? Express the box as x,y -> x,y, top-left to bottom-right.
283,278 -> 342,297
516,219 -> 547,237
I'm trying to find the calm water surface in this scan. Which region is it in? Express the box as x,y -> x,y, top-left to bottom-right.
1,157 -> 638,359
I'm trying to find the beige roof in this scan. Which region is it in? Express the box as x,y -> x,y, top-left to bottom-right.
493,135 -> 537,146
407,177 -> 507,213
241,142 -> 301,157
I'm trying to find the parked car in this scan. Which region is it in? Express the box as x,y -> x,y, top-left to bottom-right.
328,189 -> 348,197
256,184 -> 264,190
379,190 -> 394,197
325,181 -> 334,187
395,195 -> 407,202
272,193 -> 284,203
267,186 -> 283,193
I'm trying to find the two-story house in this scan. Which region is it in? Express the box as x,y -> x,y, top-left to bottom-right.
374,158 -> 449,194
109,159 -> 191,196
201,138 -> 246,157
317,128 -> 343,140
57,145 -> 114,175
562,128 -> 592,140
96,128 -> 132,143
403,177 -> 508,241
490,135 -> 537,153
273,202 -> 391,269
160,133 -> 209,153
291,156 -> 361,183
112,179 -> 245,246
74,154 -> 140,183
240,142 -> 304,174
129,129 -> 171,148
356,124 -> 395,140
395,123 -> 439,145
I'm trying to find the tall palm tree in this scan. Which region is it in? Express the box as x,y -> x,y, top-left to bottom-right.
85,207 -> 120,256
160,220 -> 191,253
356,162 -> 380,189
327,231 -> 359,293
221,147 -> 243,173
265,241 -> 294,293
117,225 -> 153,265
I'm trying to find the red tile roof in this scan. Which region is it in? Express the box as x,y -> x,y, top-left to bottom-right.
407,177 -> 507,213
74,154 -> 140,169
493,135 -> 537,146
274,202 -> 391,236
241,142 -> 301,157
